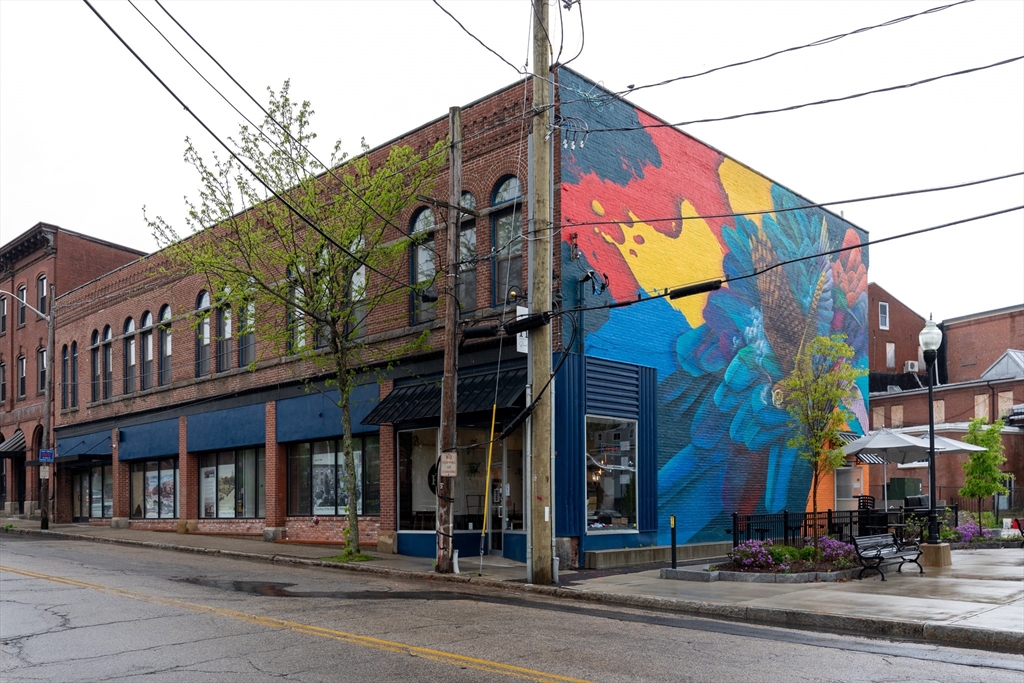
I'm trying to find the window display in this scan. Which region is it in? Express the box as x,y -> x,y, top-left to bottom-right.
585,416 -> 638,531
287,435 -> 379,516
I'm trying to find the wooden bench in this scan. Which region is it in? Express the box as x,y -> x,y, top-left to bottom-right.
852,533 -> 923,581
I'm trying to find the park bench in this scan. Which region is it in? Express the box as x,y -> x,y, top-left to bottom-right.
852,533 -> 923,581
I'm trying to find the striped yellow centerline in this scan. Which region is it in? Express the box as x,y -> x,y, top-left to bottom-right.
1,564 -> 591,683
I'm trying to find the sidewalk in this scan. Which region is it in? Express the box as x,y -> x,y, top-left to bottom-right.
2,518 -> 1021,653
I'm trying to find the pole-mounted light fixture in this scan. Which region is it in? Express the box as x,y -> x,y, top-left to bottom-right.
919,314 -> 943,547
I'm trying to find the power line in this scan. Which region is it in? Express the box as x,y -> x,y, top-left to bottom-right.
560,171 -> 1024,230
601,0 -> 976,99
432,0 -> 525,74
563,205 -> 1023,316
81,0 -> 410,292
576,56 -> 1024,133
152,0 -> 439,260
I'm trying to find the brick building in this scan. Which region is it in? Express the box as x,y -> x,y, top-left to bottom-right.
865,291 -> 1024,505
867,282 -> 927,394
46,69 -> 870,566
1,223 -> 144,515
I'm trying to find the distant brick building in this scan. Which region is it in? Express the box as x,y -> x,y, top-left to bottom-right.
941,305 -> 1024,384
1,223 -> 144,515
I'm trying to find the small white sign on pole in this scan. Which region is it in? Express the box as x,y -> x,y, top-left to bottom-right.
440,450 -> 458,478
39,465 -> 50,479
516,305 -> 529,354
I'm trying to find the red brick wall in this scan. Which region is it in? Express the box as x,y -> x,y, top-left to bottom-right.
179,416 -> 198,520
112,428 -> 130,518
943,307 -> 1024,383
868,283 -> 926,374
264,401 -> 285,528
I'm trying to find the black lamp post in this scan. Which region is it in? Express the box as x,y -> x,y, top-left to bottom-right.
919,316 -> 943,543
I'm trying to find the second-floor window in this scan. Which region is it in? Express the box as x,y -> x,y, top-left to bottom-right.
0,362 -> 6,403
17,354 -> 27,398
492,176 -> 523,306
124,318 -> 136,393
878,301 -> 889,330
70,341 -> 78,408
91,330 -> 100,402
238,301 -> 255,367
37,347 -> 46,394
37,275 -> 48,316
196,291 -> 211,377
159,305 -> 172,386
17,285 -> 27,325
102,325 -> 113,399
458,191 -> 477,313
140,312 -> 153,390
61,345 -> 69,410
1,295 -> 6,334
217,305 -> 232,372
410,207 -> 436,324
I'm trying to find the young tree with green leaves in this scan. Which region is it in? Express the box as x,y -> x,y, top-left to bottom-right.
148,81 -> 446,556
781,334 -> 866,546
960,418 -> 1008,521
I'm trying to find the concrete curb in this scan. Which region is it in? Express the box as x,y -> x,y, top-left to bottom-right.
4,527 -> 1021,653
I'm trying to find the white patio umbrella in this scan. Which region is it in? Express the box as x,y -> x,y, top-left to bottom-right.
842,429 -> 932,510
914,433 -> 987,455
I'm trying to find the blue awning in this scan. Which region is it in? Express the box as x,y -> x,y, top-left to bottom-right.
56,430 -> 112,461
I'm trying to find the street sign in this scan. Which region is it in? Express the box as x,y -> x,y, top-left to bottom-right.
439,450 -> 458,478
516,306 -> 529,354
39,465 -> 50,479
39,449 -> 54,463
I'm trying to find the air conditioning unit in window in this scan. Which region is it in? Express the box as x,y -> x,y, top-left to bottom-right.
904,360 -> 919,373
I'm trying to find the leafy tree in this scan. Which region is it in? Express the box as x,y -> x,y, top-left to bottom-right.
960,418 -> 1008,521
148,81 -> 446,556
781,334 -> 866,546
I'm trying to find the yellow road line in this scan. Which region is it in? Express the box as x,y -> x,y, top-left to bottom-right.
0,564 -> 591,683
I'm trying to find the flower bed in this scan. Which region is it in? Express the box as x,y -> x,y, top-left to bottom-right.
714,538 -> 858,574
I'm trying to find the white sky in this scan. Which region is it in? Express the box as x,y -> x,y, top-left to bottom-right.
1,0 -> 1021,322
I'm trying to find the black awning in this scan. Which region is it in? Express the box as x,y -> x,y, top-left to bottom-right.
0,430 -> 27,455
855,453 -> 889,465
362,367 -> 527,425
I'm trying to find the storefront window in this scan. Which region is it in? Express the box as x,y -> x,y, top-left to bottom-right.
130,458 -> 178,519
199,449 -> 265,518
398,428 -> 438,531
834,466 -> 863,511
73,466 -> 114,520
585,416 -> 638,532
287,435 -> 379,516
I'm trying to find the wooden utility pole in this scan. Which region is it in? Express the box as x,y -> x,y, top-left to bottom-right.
529,0 -> 554,584
40,284 -> 54,530
437,106 -> 462,573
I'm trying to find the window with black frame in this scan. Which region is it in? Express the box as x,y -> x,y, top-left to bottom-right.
102,325 -> 113,399
287,435 -> 380,516
217,305 -> 232,372
123,317 -> 136,393
198,448 -> 265,519
491,177 -> 523,306
130,458 -> 179,519
140,311 -> 153,390
196,291 -> 211,376
458,191 -> 477,312
410,208 -> 436,324
70,341 -> 78,407
61,345 -> 69,409
90,329 -> 100,402
238,301 -> 255,366
158,305 -> 172,386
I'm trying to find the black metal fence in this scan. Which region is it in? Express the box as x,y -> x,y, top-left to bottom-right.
729,504 -> 959,548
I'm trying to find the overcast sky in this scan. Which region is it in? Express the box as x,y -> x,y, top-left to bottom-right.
2,0 -> 1021,322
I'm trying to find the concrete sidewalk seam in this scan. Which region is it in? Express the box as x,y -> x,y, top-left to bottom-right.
3,527 -> 1021,653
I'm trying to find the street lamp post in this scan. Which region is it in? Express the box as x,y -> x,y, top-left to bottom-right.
0,287 -> 54,529
919,316 -> 943,544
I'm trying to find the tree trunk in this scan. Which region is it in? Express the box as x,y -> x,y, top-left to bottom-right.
333,338 -> 360,557
812,466 -> 820,554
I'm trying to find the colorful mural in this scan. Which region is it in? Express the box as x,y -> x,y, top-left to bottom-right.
558,70 -> 869,545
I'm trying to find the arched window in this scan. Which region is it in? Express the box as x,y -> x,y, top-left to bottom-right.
37,274 -> 48,316
90,330 -> 100,402
158,306 -> 172,386
140,311 -> 153,390
410,207 -> 436,323
217,305 -> 232,372
0,295 -> 7,334
238,299 -> 255,367
457,191 -> 477,312
102,325 -> 113,399
70,341 -> 78,407
491,176 -> 523,306
123,317 -> 136,393
61,345 -> 69,410
196,291 -> 211,376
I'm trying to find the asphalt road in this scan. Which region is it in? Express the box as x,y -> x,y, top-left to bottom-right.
1,535 -> 1021,682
